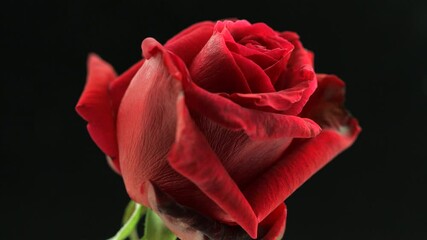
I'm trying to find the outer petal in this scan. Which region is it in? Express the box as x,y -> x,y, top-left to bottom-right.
147,182 -> 288,240
147,182 -> 254,240
165,21 -> 215,66
110,59 -> 144,114
259,203 -> 287,240
243,74 -> 361,221
183,81 -> 321,140
168,94 -> 258,238
75,54 -> 120,172
117,38 -> 184,206
117,38 -> 232,226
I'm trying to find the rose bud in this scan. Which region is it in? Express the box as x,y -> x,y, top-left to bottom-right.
76,19 -> 360,240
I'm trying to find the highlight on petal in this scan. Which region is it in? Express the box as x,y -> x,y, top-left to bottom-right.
183,82 -> 321,140
116,38 -> 186,206
75,53 -> 120,172
168,94 -> 258,239
243,74 -> 361,221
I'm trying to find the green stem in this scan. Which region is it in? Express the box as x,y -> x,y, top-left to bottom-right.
108,202 -> 145,240
122,201 -> 142,240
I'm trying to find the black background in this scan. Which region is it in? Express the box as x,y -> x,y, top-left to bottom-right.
2,0 -> 426,239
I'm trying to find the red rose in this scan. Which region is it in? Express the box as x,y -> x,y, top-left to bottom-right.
76,20 -> 360,239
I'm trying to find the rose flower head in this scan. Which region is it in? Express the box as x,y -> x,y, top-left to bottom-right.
76,19 -> 360,240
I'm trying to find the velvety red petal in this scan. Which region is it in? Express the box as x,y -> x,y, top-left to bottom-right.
264,51 -> 291,86
168,95 -> 258,238
226,40 -> 278,68
221,81 -> 309,114
243,74 -> 361,221
221,20 -> 276,42
280,31 -> 300,43
117,38 -> 233,227
183,82 -> 321,140
259,203 -> 287,240
189,31 -> 251,93
75,54 -> 120,172
165,21 -> 215,66
274,36 -> 318,116
109,59 -> 144,115
232,53 -> 275,93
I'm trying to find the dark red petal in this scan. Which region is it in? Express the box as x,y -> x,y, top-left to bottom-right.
264,51 -> 291,85
189,31 -> 251,93
243,74 -> 361,221
75,54 -> 120,172
222,20 -> 276,42
165,21 -> 214,66
232,53 -> 275,93
168,95 -> 258,238
300,74 -> 351,128
109,60 -> 144,115
222,64 -> 315,115
274,37 -> 317,116
166,21 -> 214,46
183,82 -> 321,139
226,40 -> 278,68
222,80 -> 308,114
259,203 -> 287,240
280,31 -> 300,43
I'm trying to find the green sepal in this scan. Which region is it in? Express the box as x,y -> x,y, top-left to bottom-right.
108,201 -> 145,240
141,209 -> 176,240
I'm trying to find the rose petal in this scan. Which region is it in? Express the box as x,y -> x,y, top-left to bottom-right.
264,51 -> 291,85
75,54 -> 120,172
183,82 -> 321,139
165,21 -> 215,66
223,21 -> 276,43
259,203 -> 287,240
189,31 -> 251,93
222,81 -> 308,114
147,182 -> 255,240
226,40 -> 279,68
147,182 -> 289,240
243,74 -> 361,221
110,59 -> 144,115
274,35 -> 318,116
232,53 -> 275,93
117,38 -> 185,206
168,94 -> 258,238
118,38 -> 238,227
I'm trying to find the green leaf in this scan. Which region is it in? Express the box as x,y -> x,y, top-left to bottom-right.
108,202 -> 145,240
141,209 -> 176,240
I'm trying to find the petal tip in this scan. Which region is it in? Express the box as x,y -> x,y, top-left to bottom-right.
141,37 -> 162,59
